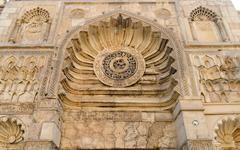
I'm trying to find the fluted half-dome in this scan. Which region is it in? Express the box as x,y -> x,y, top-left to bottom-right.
59,14 -> 179,109
0,117 -> 24,144
215,118 -> 240,149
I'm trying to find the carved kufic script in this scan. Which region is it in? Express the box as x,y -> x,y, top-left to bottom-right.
102,51 -> 137,80
194,55 -> 240,103
59,14 -> 179,109
94,49 -> 145,87
63,111 -> 142,121
0,103 -> 34,114
9,7 -> 52,43
0,55 -> 46,103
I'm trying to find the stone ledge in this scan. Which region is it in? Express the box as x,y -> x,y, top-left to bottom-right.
203,103 -> 240,115
173,99 -> 204,120
0,102 -> 34,115
184,41 -> 240,48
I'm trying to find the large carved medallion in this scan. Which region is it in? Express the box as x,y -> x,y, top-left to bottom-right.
59,14 -> 179,109
94,49 -> 145,87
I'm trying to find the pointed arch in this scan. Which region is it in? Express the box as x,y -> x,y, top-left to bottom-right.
52,9 -> 190,110
9,7 -> 52,43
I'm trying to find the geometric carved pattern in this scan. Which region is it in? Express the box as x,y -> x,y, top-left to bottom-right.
0,117 -> 24,144
94,49 -> 145,87
0,55 -> 46,103
194,55 -> 240,103
21,7 -> 50,23
59,14 -> 179,109
215,117 -> 240,150
190,6 -> 218,22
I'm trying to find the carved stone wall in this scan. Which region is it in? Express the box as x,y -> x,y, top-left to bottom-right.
0,0 -> 239,150
61,111 -> 176,149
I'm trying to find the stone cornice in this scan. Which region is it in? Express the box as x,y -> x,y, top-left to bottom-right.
0,44 -> 56,49
63,0 -> 175,4
184,42 -> 240,49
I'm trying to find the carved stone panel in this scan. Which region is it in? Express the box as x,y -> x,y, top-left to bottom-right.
192,54 -> 240,103
0,55 -> 48,103
9,7 -> 52,44
61,112 -> 176,149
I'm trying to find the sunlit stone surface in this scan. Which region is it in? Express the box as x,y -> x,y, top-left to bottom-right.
0,0 -> 239,149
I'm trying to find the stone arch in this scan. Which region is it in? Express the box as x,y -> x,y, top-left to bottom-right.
9,7 -> 52,43
53,9 -> 188,109
189,6 -> 229,42
51,10 -> 188,98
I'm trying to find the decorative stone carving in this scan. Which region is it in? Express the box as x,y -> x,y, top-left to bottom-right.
70,8 -> 85,18
0,55 -> 46,103
94,49 -> 145,87
181,139 -> 213,150
0,117 -> 24,144
189,6 -> 229,42
214,117 -> 240,150
59,14 -> 179,109
61,121 -> 176,149
190,6 -> 218,22
9,7 -> 51,43
154,8 -> 171,20
194,55 -> 240,103
0,103 -> 34,115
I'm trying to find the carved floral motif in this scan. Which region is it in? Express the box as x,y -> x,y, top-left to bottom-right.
0,56 -> 46,103
194,55 -> 240,103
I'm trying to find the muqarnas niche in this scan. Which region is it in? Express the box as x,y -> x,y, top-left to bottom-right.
0,55 -> 46,103
9,7 -> 52,44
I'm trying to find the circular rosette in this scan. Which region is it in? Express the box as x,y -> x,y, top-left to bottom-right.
94,49 -> 145,87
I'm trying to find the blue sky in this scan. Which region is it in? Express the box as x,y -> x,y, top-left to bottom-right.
232,0 -> 240,10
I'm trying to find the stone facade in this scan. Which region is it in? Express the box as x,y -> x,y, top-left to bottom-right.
0,0 -> 239,149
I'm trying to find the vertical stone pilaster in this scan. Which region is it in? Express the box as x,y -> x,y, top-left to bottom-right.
173,100 -> 213,150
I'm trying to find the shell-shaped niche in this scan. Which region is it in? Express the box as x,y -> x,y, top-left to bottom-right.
0,117 -> 24,144
59,14 -> 179,109
215,117 -> 240,149
21,7 -> 50,23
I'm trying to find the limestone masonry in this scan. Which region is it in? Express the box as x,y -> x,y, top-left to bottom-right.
0,0 -> 239,149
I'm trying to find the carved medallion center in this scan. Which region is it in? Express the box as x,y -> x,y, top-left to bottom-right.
103,51 -> 137,80
94,49 -> 145,87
